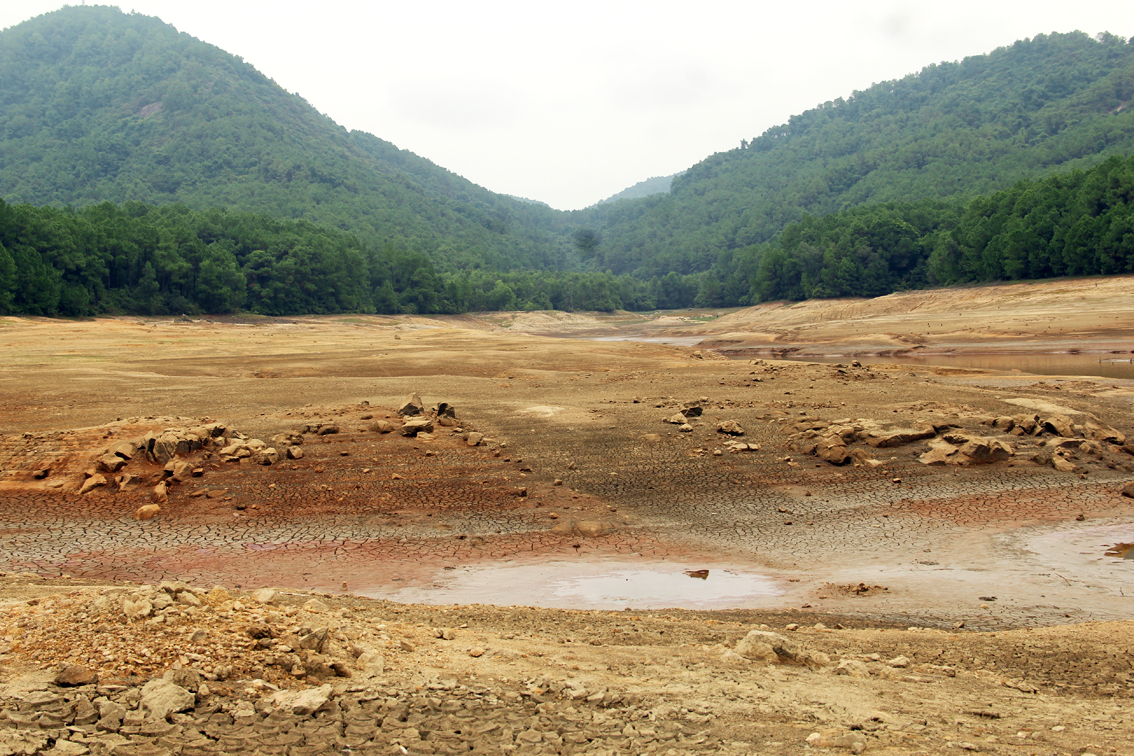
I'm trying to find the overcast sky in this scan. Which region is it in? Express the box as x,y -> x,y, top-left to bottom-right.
4,1 -> 1134,209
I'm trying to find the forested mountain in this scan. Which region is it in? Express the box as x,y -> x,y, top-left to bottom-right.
2,8 -> 1132,318
0,6 -> 573,272
596,174 -> 679,205
583,32 -> 1134,277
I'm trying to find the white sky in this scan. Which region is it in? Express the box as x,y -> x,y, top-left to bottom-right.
4,1 -> 1134,210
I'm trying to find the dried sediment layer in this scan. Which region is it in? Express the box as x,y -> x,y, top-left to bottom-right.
1,576 -> 1132,756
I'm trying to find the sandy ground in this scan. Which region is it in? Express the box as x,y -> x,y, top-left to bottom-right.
2,275 -> 1134,754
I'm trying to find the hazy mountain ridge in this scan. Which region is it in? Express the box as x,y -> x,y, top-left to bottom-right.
596,173 -> 680,205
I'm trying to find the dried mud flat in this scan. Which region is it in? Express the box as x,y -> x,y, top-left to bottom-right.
2,277 -> 1134,755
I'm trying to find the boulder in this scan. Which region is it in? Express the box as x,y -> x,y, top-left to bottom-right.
466,432 -> 484,447
1052,455 -> 1078,473
919,438 -> 959,466
122,597 -> 152,620
253,448 -> 280,466
665,413 -> 687,425
273,683 -> 332,716
1085,421 -> 1126,446
118,473 -> 142,492
78,474 -> 108,495
316,425 -> 340,436
1120,482 -> 1134,499
575,521 -> 607,538
734,630 -> 828,667
97,453 -> 127,474
252,588 -> 279,605
55,664 -> 98,686
368,420 -> 395,433
167,460 -> 194,481
834,659 -> 871,678
134,504 -> 161,521
815,436 -> 850,465
717,420 -> 745,436
437,402 -> 457,419
992,416 -> 1015,431
139,678 -> 195,720
1042,414 -> 1075,438
398,393 -> 425,417
152,482 -> 168,504
681,405 -> 703,418
401,417 -> 434,437
865,426 -> 936,448
958,437 -> 1013,463
286,446 -> 304,460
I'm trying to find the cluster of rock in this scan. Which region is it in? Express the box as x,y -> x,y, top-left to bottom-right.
786,417 -> 938,466
660,401 -> 747,438
387,393 -> 480,445
76,422 -> 297,520
785,409 -> 1131,471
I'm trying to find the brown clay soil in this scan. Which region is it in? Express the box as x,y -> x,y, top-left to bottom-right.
2,275 -> 1134,755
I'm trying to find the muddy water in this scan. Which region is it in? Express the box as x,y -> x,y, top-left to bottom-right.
360,560 -> 784,610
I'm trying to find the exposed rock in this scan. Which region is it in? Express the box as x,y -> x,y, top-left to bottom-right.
1120,482 -> 1134,499
958,436 -> 1013,463
118,473 -> 142,492
575,520 -> 607,538
1042,414 -> 1075,438
139,678 -> 195,720
717,420 -> 745,436
734,630 -> 828,667
834,659 -> 871,678
54,664 -> 98,686
1052,455 -> 1078,473
78,474 -> 108,495
678,423 -> 694,433
815,436 -> 850,465
398,393 -> 425,417
273,683 -> 332,716
1085,421 -> 1125,446
401,417 -> 434,436
865,426 -> 936,448
919,438 -> 959,466
133,504 -> 161,521
253,447 -> 280,466
252,588 -> 279,604
122,597 -> 153,620
97,453 -> 127,474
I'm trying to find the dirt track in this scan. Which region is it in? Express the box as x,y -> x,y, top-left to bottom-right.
2,276 -> 1134,754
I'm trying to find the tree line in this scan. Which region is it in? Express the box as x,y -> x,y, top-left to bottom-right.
0,200 -> 683,317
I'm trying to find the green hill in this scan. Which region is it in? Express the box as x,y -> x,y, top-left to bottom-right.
0,6 -> 573,272
583,32 -> 1134,277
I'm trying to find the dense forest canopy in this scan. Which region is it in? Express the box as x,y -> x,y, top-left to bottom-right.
1,7 -> 1133,318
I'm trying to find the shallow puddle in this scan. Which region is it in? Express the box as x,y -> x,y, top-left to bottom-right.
361,561 -> 784,609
